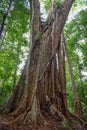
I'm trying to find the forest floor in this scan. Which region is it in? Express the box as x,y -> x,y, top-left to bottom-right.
0,114 -> 87,130
0,115 -> 66,130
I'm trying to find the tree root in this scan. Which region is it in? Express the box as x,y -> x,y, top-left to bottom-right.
69,112 -> 87,127
9,111 -> 28,126
8,109 -> 48,127
1,106 -> 87,130
4,101 -> 87,130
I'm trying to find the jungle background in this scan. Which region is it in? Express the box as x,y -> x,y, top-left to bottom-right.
0,0 -> 87,120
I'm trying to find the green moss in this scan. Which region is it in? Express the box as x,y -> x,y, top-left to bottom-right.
60,121 -> 72,130
35,31 -> 42,41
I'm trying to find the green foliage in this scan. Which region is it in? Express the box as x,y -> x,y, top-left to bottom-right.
61,121 -> 71,130
65,9 -> 87,119
72,0 -> 85,10
0,0 -> 30,105
40,0 -> 61,12
35,31 -> 42,41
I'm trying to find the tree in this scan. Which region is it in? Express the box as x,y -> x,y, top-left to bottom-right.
0,0 -> 29,107
0,0 -> 13,38
63,34 -> 82,118
0,0 -> 86,129
65,9 -> 87,119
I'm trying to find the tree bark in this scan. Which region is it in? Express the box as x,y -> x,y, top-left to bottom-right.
0,0 -> 13,38
31,0 -> 40,46
58,35 -> 67,115
5,0 -> 76,125
63,34 -> 83,118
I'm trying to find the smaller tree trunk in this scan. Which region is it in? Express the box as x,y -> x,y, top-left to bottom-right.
58,37 -> 68,117
31,0 -> 40,46
77,56 -> 87,104
0,78 -> 6,96
12,69 -> 17,91
63,34 -> 83,118
0,0 -> 13,38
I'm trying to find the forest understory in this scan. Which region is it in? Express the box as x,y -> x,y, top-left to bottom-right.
0,101 -> 87,130
0,113 -> 87,130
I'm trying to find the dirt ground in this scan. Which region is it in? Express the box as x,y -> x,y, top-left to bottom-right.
0,115 -> 87,130
0,116 -> 66,130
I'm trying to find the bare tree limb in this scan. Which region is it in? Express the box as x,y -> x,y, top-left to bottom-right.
0,0 -> 13,38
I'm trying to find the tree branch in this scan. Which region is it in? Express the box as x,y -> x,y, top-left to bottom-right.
0,0 -> 13,38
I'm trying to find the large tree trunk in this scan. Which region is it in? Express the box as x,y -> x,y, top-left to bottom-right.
5,0 -> 78,126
